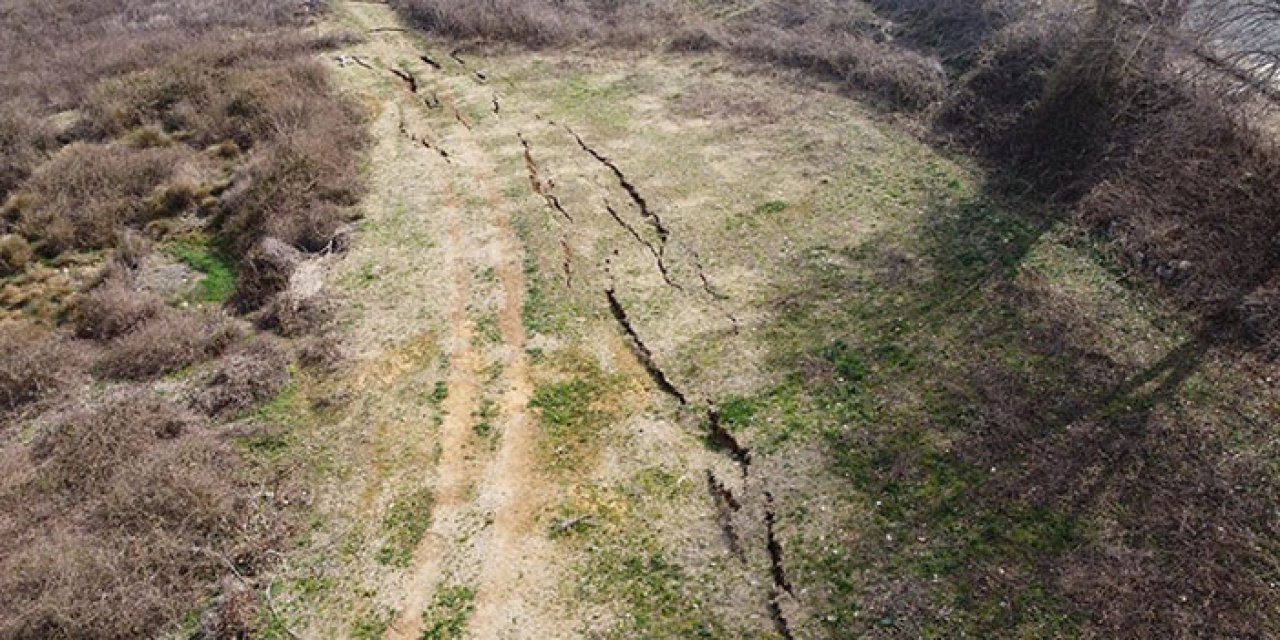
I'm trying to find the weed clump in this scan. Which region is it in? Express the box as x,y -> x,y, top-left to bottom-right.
74,278 -> 166,340
0,324 -> 82,412
96,311 -> 238,380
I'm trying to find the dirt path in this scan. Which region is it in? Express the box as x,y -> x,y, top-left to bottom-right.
331,3 -> 561,638
315,1 -> 846,636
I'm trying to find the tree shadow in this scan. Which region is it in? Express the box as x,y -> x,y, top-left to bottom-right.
766,174 -> 1280,637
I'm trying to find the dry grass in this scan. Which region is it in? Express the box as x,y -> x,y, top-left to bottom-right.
391,0 -> 947,109
96,311 -> 239,380
74,278 -> 166,340
0,324 -> 83,413
0,391 -> 282,640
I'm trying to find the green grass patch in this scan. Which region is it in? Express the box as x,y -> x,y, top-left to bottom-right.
755,200 -> 789,215
474,313 -> 501,345
529,354 -> 627,471
169,237 -> 236,303
377,487 -> 435,567
472,398 -> 497,439
351,609 -> 396,640
420,584 -> 475,640
559,473 -> 726,638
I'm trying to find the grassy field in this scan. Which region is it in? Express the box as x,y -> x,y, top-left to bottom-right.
2,0 -> 1276,638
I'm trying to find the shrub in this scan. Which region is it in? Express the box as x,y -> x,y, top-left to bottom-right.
0,324 -> 81,412
96,311 -> 238,380
9,143 -> 193,255
0,235 -> 33,277
111,229 -> 153,271
194,335 -> 292,417
1081,93 -> 1280,313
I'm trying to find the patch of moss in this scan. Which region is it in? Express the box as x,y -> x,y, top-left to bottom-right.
170,237 -> 236,303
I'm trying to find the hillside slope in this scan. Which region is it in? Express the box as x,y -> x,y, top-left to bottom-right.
263,1 -> 1280,638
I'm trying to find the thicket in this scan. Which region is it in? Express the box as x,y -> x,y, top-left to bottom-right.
0,0 -> 364,637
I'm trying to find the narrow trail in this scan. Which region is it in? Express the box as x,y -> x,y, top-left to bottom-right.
328,1 -> 796,637
336,3 -> 558,638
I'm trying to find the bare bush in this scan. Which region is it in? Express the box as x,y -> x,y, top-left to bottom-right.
2,394 -> 277,640
8,143 -> 193,255
0,324 -> 82,412
74,278 -> 166,340
194,334 -> 292,417
96,311 -> 239,380
233,236 -> 303,313
31,392 -> 193,493
1082,93 -> 1280,314
0,107 -> 55,202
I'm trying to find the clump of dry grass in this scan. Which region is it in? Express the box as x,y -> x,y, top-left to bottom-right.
195,334 -> 292,417
96,311 -> 239,380
74,278 -> 166,340
0,324 -> 83,413
0,235 -> 33,277
6,143 -> 194,255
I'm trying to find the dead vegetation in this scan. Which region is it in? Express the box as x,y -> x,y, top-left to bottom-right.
1,391 -> 284,640
0,0 -> 364,637
96,310 -> 239,381
0,323 -> 84,413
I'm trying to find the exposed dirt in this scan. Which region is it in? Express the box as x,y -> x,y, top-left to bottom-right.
300,2 -> 920,637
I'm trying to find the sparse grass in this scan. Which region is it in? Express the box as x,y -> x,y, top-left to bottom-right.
420,585 -> 475,640
378,487 -> 435,567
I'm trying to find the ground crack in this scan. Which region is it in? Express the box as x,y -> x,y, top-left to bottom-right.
564,125 -> 670,245
389,67 -> 417,93
604,201 -> 682,291
518,134 -> 573,222
397,117 -> 451,162
604,287 -> 688,405
707,470 -> 746,561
